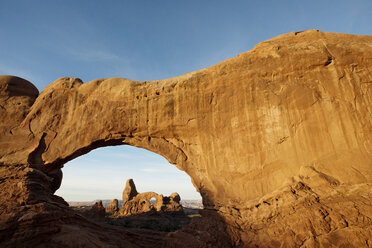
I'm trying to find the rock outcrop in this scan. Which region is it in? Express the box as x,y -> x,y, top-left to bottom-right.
118,179 -> 183,216
85,200 -> 106,219
164,193 -> 183,212
106,199 -> 119,214
0,30 -> 371,247
122,178 -> 138,203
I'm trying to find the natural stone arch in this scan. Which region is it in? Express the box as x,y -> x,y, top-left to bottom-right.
1,30 -> 372,247
116,178 -> 183,216
0,73 -> 221,209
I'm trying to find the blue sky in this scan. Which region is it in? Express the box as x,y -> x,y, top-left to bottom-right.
57,146 -> 200,201
1,1 -> 371,201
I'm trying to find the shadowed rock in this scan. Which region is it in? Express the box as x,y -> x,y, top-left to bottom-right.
161,193 -> 183,213
87,200 -> 105,218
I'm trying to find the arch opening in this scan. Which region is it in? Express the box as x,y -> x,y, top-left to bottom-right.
56,145 -> 202,232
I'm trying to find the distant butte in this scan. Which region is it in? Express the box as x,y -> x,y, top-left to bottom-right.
0,30 -> 371,247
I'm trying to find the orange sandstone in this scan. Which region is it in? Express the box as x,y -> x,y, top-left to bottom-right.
0,30 -> 371,247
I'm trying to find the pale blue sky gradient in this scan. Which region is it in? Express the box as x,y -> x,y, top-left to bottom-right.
56,146 -> 200,201
1,1 -> 371,201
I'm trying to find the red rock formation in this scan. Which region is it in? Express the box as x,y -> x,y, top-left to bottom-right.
118,179 -> 183,216
162,193 -> 183,213
122,178 -> 138,203
0,30 -> 371,247
106,199 -> 119,214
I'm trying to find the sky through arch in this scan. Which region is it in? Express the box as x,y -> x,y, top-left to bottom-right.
56,145 -> 202,202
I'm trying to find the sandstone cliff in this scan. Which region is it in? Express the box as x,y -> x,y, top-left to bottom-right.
0,30 -> 371,247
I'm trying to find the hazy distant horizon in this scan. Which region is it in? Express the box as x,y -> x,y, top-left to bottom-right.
67,199 -> 204,210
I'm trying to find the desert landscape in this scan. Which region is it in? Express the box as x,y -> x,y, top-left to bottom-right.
0,29 -> 371,247
67,179 -> 201,233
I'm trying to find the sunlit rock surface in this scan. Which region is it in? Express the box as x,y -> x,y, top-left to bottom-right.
106,199 -> 119,214
118,179 -> 183,216
0,30 -> 371,247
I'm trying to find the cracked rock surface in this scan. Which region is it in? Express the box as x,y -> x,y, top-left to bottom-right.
0,30 -> 371,247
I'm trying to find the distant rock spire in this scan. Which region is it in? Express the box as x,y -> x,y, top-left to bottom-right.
106,199 -> 119,213
122,178 -> 138,203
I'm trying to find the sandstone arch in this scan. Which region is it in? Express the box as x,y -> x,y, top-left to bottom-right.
0,30 -> 372,247
117,179 -> 183,216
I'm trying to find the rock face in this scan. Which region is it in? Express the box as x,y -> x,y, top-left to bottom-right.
122,178 -> 139,203
0,30 -> 371,247
106,199 -> 119,214
165,193 -> 182,212
118,179 -> 183,216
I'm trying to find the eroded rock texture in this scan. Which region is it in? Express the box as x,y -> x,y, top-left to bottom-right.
106,199 -> 119,214
0,30 -> 371,247
118,179 -> 183,216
